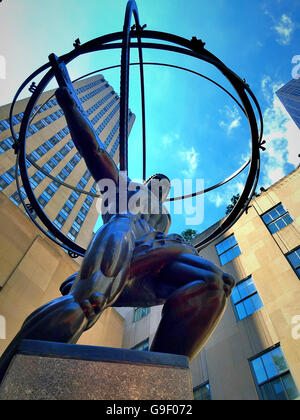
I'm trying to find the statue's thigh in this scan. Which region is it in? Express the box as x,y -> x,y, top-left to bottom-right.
80,217 -> 135,280
113,254 -> 205,308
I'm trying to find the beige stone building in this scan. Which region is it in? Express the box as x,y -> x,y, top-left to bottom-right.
0,83 -> 299,401
0,75 -> 134,355
0,74 -> 135,249
0,192 -> 125,354
119,168 -> 300,400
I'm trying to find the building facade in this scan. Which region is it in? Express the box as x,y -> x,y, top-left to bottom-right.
119,169 -> 300,400
0,74 -> 134,356
0,191 -> 125,355
0,74 -> 135,249
276,78 -> 300,130
1,79 -> 299,399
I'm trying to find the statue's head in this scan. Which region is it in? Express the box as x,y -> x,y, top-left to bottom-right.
144,173 -> 171,202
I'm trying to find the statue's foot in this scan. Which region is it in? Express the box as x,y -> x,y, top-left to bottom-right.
20,295 -> 88,343
0,295 -> 88,382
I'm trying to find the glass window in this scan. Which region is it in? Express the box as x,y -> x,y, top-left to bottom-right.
57,215 -> 65,224
38,196 -> 47,207
63,203 -> 72,214
78,180 -> 86,189
0,177 -> 9,190
69,227 -> 78,238
53,219 -> 63,229
85,196 -> 94,205
58,170 -> 68,181
60,147 -> 69,157
45,186 -> 55,197
133,307 -> 150,323
69,195 -> 77,204
231,277 -> 263,321
216,234 -> 241,266
34,120 -> 46,130
131,338 -> 149,352
81,207 -> 88,216
75,216 -> 84,226
286,247 -> 300,279
10,191 -> 21,205
193,382 -> 212,400
72,221 -> 81,231
262,204 -> 293,234
0,142 -> 9,153
77,211 -> 86,221
43,164 -> 52,174
0,119 -> 10,131
67,232 -> 76,241
83,171 -> 91,181
60,209 -> 69,219
250,346 -> 299,400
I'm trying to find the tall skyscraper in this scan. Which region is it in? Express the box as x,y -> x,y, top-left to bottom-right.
276,78 -> 300,130
0,74 -> 135,248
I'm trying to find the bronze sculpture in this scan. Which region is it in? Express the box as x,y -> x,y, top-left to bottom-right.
8,0 -> 262,258
0,55 -> 235,368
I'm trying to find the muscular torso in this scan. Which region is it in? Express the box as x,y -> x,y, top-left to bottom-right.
100,184 -> 172,241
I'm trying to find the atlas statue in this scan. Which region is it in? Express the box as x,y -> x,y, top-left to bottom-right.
0,55 -> 235,369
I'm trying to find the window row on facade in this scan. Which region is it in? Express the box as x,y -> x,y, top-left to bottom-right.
0,76 -> 105,138
129,305 -> 299,400
0,90 -> 120,193
0,78 -> 110,158
215,202 -> 298,279
193,344 -> 299,400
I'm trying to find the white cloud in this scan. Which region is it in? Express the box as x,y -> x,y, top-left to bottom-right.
210,193 -> 224,208
273,14 -> 295,45
261,76 -> 273,103
161,132 -> 179,147
260,76 -> 299,186
207,181 -> 244,208
219,105 -> 242,135
179,146 -> 199,178
266,167 -> 285,185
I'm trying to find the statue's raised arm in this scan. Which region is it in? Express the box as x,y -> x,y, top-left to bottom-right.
49,54 -> 120,185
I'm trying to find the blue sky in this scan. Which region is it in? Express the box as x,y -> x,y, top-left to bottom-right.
0,0 -> 299,239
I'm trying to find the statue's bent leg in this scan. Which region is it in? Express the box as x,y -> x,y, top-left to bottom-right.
70,215 -> 136,330
0,216 -> 136,373
0,217 -> 135,382
0,294 -> 88,383
150,254 -> 235,360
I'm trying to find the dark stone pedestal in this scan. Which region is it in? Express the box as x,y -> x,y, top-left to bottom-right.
0,340 -> 193,400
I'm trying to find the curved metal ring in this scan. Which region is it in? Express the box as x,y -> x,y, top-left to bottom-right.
120,0 -> 146,177
23,61 -> 251,202
13,27 -> 261,255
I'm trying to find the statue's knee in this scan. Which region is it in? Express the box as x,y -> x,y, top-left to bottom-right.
162,280 -> 225,319
60,272 -> 78,295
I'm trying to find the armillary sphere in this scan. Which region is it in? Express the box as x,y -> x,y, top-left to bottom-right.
9,0 -> 263,257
